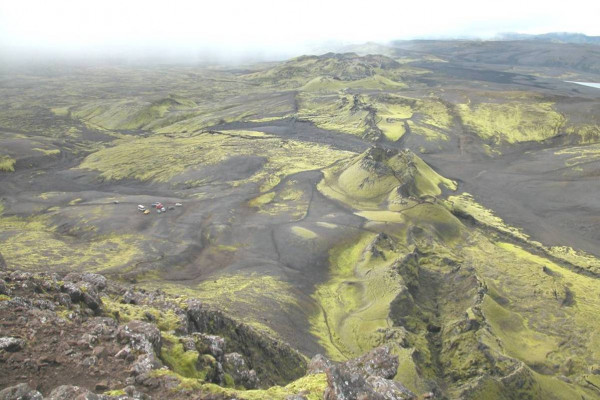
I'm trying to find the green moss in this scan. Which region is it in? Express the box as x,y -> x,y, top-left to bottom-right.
355,210 -> 406,223
102,296 -> 181,331
50,106 -> 70,116
451,192 -> 600,276
461,237 -> 600,390
457,101 -> 565,143
393,346 -> 426,394
371,95 -> 451,142
416,98 -> 453,129
482,296 -> 559,365
248,192 -> 276,208
248,115 -> 291,123
411,155 -> 457,194
310,232 -> 411,360
301,75 -> 406,93
56,309 -> 74,321
450,192 -> 530,241
150,369 -> 205,391
32,148 -> 60,156
160,333 -> 205,379
241,373 -> 327,400
0,155 -> 16,172
0,214 -> 142,272
318,149 -> 456,212
147,273 -> 301,338
316,222 -> 337,229
71,95 -> 199,131
103,389 -> 126,396
223,373 -> 235,388
565,124 -> 600,143
206,373 -> 327,400
402,204 -> 464,243
249,184 -> 311,219
555,143 -> 600,168
297,93 -> 369,136
215,244 -> 237,252
78,131 -> 353,190
407,121 -> 448,141
534,371 -> 596,400
290,226 -> 318,239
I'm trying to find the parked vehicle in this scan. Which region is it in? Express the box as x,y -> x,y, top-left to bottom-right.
137,205 -> 146,211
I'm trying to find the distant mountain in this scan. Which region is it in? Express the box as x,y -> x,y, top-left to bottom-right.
496,32 -> 600,45
390,39 -> 600,74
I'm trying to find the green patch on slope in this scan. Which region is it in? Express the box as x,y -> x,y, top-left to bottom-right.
451,192 -> 600,276
318,147 -> 456,209
372,95 -> 452,142
153,370 -> 327,400
0,214 -> 143,272
301,75 -> 406,93
149,274 -> 303,338
450,192 -> 530,241
462,237 -> 600,394
0,155 -> 16,172
297,93 -> 370,137
72,94 -> 198,131
102,297 -> 181,331
457,101 -> 565,143
78,131 -> 353,191
310,232 -> 409,360
291,226 -> 318,239
482,295 -> 559,365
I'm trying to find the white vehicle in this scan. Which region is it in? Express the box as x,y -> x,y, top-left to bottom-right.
175,203 -> 183,207
161,207 -> 166,212
137,205 -> 146,211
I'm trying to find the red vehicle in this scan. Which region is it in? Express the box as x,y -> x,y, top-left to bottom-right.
155,202 -> 164,209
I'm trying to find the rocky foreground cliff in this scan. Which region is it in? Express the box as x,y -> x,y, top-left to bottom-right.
0,270 -> 423,400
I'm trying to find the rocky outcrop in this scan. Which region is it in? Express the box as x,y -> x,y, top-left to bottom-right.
193,333 -> 226,361
185,299 -> 307,386
307,354 -> 333,374
0,337 -> 25,352
0,383 -> 43,400
344,346 -> 400,380
60,280 -> 103,313
64,273 -> 107,291
0,270 -> 312,399
0,269 -> 425,400
0,279 -> 9,296
314,346 -> 417,400
223,352 -> 258,389
117,321 -> 162,355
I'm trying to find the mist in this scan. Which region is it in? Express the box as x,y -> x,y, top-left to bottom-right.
1,0 -> 600,64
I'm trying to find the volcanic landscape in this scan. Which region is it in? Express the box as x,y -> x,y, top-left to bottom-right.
2,39 -> 600,399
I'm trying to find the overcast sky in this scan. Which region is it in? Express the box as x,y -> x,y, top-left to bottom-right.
1,0 -> 599,61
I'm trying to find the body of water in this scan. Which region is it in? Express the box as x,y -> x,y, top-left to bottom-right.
566,81 -> 600,89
